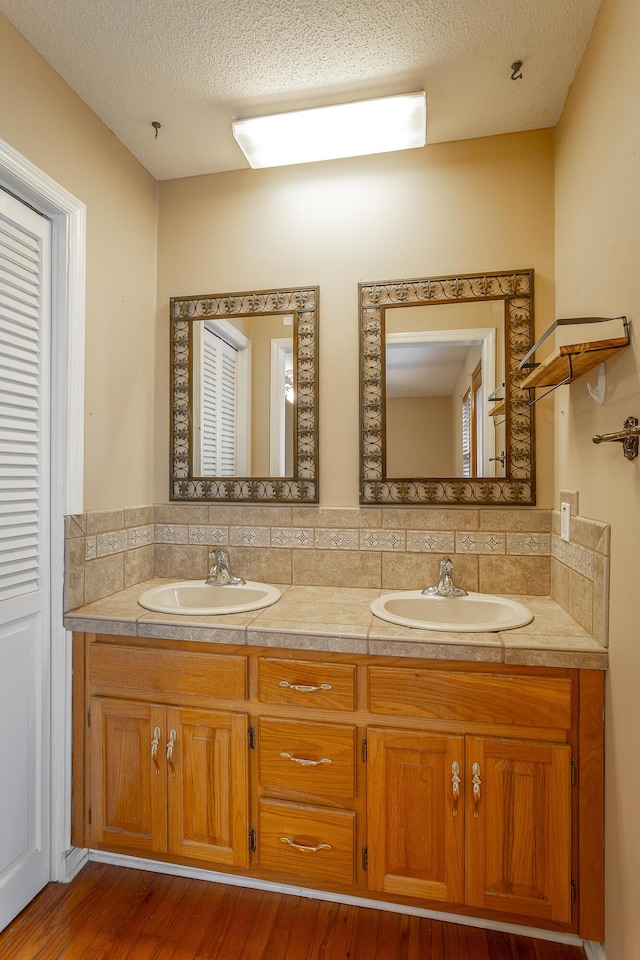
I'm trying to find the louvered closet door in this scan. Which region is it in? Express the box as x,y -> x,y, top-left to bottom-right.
0,189 -> 51,932
201,329 -> 238,476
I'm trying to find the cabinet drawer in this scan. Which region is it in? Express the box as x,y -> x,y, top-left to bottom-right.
90,643 -> 246,701
257,798 -> 355,885
259,718 -> 356,803
368,667 -> 572,730
258,658 -> 356,710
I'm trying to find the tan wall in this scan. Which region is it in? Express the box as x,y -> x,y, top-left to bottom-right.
386,396 -> 455,476
0,13 -> 158,510
554,0 -> 640,954
156,130 -> 556,506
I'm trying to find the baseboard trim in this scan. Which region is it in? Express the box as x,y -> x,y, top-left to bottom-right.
584,942 -> 606,960
88,850 -> 584,947
63,846 -> 89,883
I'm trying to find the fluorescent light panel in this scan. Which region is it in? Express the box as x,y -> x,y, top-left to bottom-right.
232,92 -> 426,169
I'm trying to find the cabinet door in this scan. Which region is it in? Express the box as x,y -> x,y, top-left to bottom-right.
89,697 -> 166,853
367,728 -> 464,903
166,708 -> 249,867
465,737 -> 572,923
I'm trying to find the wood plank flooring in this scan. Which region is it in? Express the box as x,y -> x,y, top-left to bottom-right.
0,862 -> 587,960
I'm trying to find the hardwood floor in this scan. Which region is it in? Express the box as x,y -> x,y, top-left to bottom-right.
0,862 -> 587,960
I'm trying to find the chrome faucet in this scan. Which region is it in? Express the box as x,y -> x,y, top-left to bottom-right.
206,548 -> 246,586
422,556 -> 468,598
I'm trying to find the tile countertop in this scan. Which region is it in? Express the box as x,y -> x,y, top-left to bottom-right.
64,580 -> 608,670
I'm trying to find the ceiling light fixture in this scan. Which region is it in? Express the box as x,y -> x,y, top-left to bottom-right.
232,92 -> 426,169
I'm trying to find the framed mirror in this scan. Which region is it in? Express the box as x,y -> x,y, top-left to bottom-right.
359,270 -> 535,505
170,286 -> 319,502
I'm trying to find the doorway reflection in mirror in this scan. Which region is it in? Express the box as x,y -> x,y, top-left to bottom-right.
192,315 -> 293,479
384,301 -> 505,479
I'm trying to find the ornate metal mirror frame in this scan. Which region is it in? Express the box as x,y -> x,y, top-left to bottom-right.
170,285 -> 319,503
359,269 -> 535,505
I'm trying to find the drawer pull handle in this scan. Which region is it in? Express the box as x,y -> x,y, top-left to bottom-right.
279,751 -> 333,767
472,761 -> 481,818
279,680 -> 332,693
151,726 -> 161,775
166,729 -> 177,778
451,760 -> 461,817
280,836 -> 332,854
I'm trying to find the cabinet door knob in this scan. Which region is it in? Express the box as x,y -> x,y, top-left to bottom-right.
451,760 -> 461,816
278,680 -> 332,693
151,726 -> 162,775
280,836 -> 332,854
166,729 -> 177,778
279,751 -> 333,767
471,761 -> 482,818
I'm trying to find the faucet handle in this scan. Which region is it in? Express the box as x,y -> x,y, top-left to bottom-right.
206,547 -> 245,586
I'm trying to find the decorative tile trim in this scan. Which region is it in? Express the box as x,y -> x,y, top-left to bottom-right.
96,529 -> 128,557
406,531 -> 455,553
360,529 -> 406,551
552,535 -> 595,581
566,542 -> 595,582
154,523 -> 190,544
551,535 -> 567,564
314,528 -> 360,550
127,525 -> 154,549
455,532 -> 506,554
506,533 -> 551,555
84,536 -> 96,561
271,527 -> 314,548
229,526 -> 270,547
188,524 -> 228,545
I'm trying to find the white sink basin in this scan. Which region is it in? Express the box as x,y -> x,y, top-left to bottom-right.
137,580 -> 281,616
370,591 -> 533,633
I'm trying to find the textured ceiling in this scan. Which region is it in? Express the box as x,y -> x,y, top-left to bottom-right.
0,0 -> 602,181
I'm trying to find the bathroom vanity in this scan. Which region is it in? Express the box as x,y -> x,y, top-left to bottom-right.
68,583 -> 605,943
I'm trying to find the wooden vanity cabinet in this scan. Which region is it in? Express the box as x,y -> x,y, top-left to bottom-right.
90,699 -> 249,866
367,729 -> 572,923
365,664 -> 576,925
85,638 -> 249,868
74,635 -> 604,941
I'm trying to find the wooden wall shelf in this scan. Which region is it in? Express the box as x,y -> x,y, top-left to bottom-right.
519,316 -> 629,402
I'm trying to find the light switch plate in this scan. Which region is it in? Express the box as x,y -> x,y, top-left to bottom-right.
560,502 -> 571,542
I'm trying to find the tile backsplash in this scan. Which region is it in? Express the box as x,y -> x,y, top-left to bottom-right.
64,503 -> 611,645
550,510 -> 610,645
64,506 -> 154,611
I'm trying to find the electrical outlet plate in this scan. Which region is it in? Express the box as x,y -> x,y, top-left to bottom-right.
560,502 -> 571,542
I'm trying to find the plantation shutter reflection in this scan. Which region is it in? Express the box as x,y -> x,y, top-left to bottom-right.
0,215 -> 43,602
201,329 -> 238,476
461,389 -> 471,478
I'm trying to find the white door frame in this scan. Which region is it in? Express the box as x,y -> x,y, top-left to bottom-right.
269,338 -> 293,476
0,138 -> 86,883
